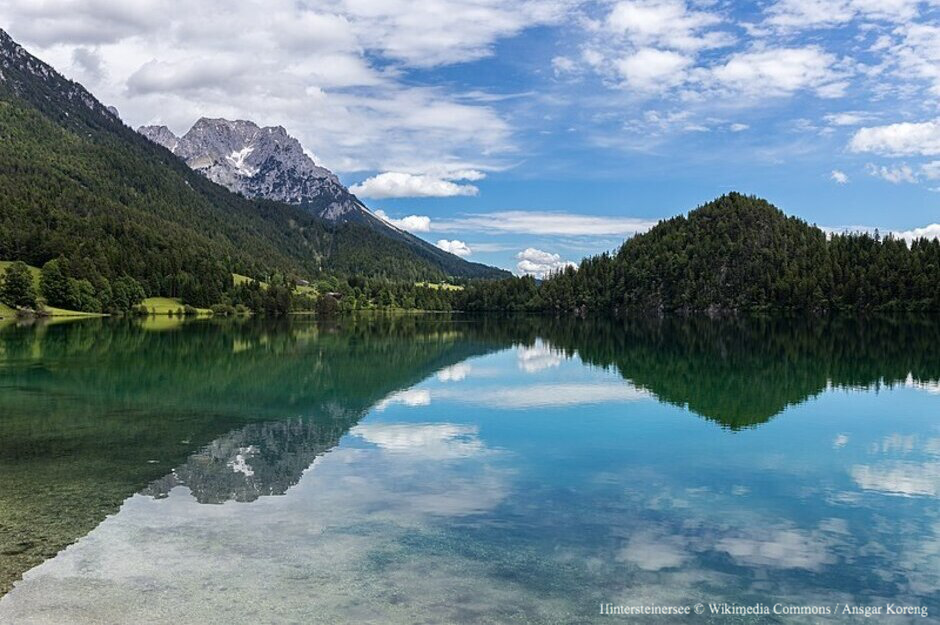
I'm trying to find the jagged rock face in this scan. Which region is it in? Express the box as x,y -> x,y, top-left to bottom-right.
143,414 -> 358,504
139,118 -> 368,222
0,29 -> 117,122
139,124 -> 178,151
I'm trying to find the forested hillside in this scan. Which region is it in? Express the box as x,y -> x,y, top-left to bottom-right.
456,194 -> 940,313
0,29 -> 504,312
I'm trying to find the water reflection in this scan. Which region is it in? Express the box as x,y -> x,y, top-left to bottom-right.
499,315 -> 940,428
1,314 -> 939,623
142,418 -> 352,504
0,316 -> 501,595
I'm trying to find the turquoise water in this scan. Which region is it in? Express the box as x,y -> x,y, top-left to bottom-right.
0,316 -> 937,623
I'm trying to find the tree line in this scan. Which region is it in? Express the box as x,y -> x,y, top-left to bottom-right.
454,194 -> 940,314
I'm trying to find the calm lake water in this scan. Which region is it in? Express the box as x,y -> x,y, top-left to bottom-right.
0,315 -> 938,624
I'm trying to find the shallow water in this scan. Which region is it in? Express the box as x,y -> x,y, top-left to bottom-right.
0,315 -> 938,623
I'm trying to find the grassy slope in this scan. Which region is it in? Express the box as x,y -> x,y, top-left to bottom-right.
233,273 -> 317,297
0,261 -> 102,317
416,282 -> 464,291
140,297 -> 211,316
232,273 -> 263,288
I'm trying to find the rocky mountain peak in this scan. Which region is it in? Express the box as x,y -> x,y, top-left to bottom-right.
136,117 -> 368,220
138,125 -> 179,152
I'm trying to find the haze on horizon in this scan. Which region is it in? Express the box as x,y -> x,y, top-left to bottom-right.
3,0 -> 939,275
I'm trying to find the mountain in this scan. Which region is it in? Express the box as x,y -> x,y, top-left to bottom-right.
138,118 -> 365,221
0,29 -> 506,307
457,193 -> 940,313
137,117 -> 506,279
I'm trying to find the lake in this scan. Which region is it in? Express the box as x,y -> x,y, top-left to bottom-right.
0,315 -> 938,623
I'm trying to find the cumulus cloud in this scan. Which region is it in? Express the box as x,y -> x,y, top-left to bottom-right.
516,248 -> 576,278
338,0 -> 574,67
849,119 -> 940,156
605,0 -> 732,53
715,527 -> 837,571
615,47 -> 692,92
894,224 -> 940,243
0,0 -> 531,173
351,423 -> 485,460
875,23 -> 940,97
373,210 -> 432,233
436,363 -> 471,382
374,389 -> 432,411
708,46 -> 847,98
127,58 -> 245,95
435,240 -> 472,257
571,2 -> 852,104
865,163 -> 918,184
830,169 -> 849,184
350,171 -> 482,199
0,0 -> 165,46
763,0 -> 923,31
517,341 -> 563,373
551,55 -> 578,75
618,531 -> 690,571
71,47 -> 105,81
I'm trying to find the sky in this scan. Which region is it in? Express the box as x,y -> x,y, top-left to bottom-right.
2,0 -> 939,276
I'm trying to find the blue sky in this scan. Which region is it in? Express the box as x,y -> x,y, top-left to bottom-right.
3,0 -> 939,275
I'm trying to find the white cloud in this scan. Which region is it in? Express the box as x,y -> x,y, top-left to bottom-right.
865,163 -> 918,183
435,211 -> 656,236
552,55 -> 577,75
517,341 -> 563,373
715,528 -> 837,571
373,210 -> 432,233
729,123 -> 749,132
437,383 -> 650,409
516,247 -> 577,278
618,531 -> 690,571
0,0 -> 531,173
333,0 -> 574,68
374,389 -> 432,411
894,224 -> 940,243
605,0 -> 731,53
763,0 -> 924,31
709,46 -> 847,98
435,240 -> 472,257
615,47 -> 692,92
889,23 -> 940,97
351,172 -> 481,199
851,462 -> 940,497
437,363 -> 471,382
574,2 -> 851,104
0,0 -> 165,46
824,111 -> 873,126
825,222 -> 940,242
351,423 -> 485,460
920,161 -> 940,180
831,169 -> 849,183
849,119 -> 940,156
127,57 -> 245,94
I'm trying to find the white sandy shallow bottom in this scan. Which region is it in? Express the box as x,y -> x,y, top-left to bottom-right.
0,430 -> 582,625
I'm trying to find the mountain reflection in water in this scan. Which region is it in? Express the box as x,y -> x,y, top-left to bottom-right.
0,313 -> 937,610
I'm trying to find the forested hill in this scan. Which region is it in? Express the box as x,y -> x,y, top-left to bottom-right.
457,193 -> 940,313
0,29 -> 505,308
